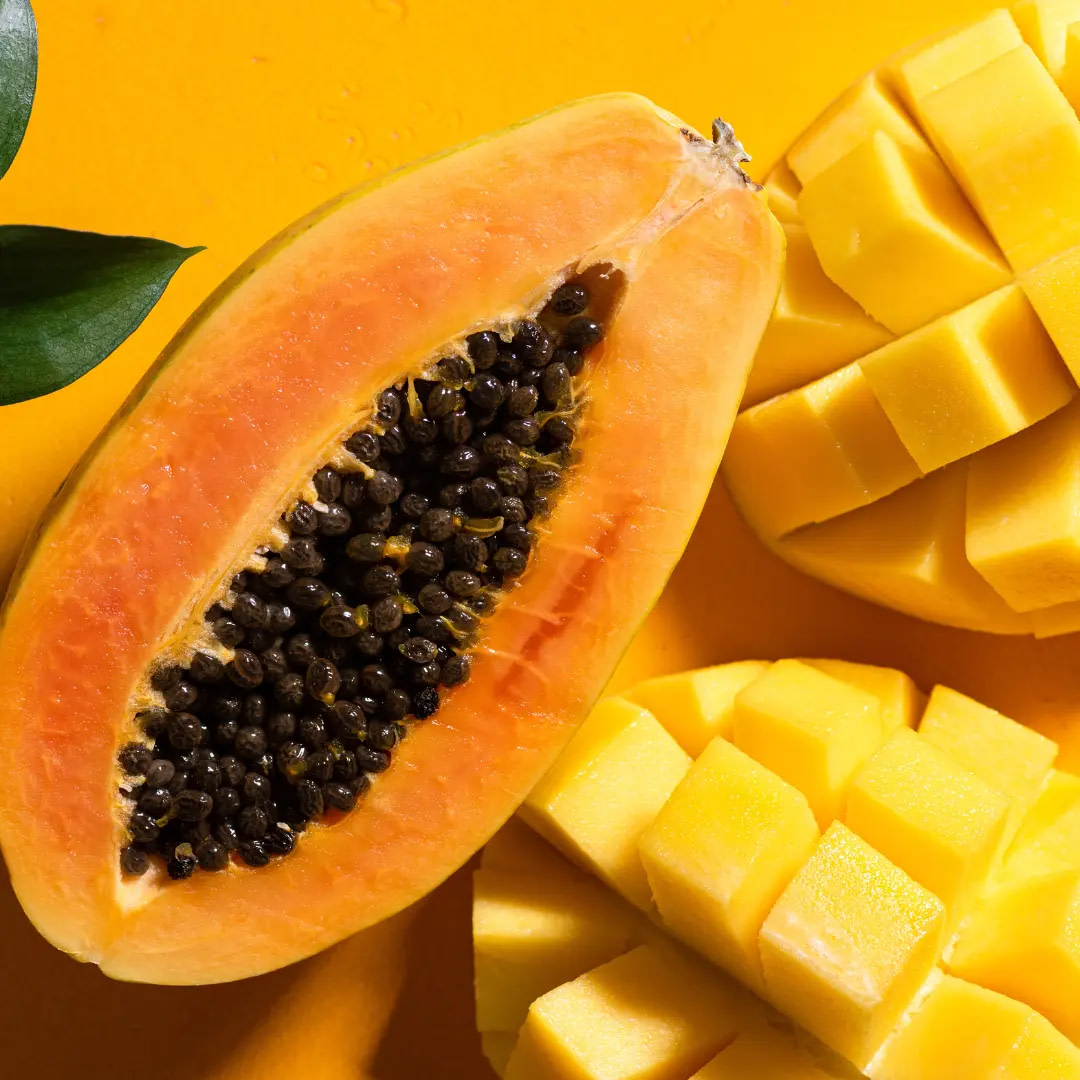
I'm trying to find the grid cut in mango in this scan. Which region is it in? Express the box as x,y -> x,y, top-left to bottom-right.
916,44 -> 1080,271
803,659 -> 925,732
891,8 -> 1023,107
919,685 -> 1057,847
787,73 -> 932,186
522,697 -> 691,910
733,659 -> 885,827
1011,769 -> 1080,856
624,661 -> 770,757
762,161 -> 800,223
694,1025 -> 850,1079
948,869 -> 1080,1044
967,398 -> 1080,612
777,463 -> 1034,635
759,822 -> 946,1069
872,974 -> 1080,1080
743,224 -> 894,408
473,867 -> 642,1032
1021,245 -> 1080,383
638,737 -> 820,993
504,944 -> 743,1080
798,132 -> 1009,336
858,285 -> 1075,473
1013,0 -> 1080,78
845,728 -> 1009,929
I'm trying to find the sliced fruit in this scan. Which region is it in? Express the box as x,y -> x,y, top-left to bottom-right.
801,659 -> 924,733
623,660 -> 769,757
522,697 -> 691,910
638,736 -> 820,993
0,94 -> 783,984
482,1032 -> 517,1079
1009,769 -> 1080,855
1013,0 -> 1080,78
758,822 -> 946,1070
695,1024 -> 854,1079
504,943 -> 744,1080
1021,245 -> 1080,379
479,816 -> 578,878
761,161 -> 801,223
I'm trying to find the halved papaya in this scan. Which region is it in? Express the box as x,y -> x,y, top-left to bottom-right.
0,94 -> 782,983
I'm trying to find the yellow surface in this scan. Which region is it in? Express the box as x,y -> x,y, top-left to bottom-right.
743,224 -> 893,408
857,286 -> 1075,474
1022,246 -> 1080,382
623,661 -> 770,756
872,974 -> 1080,1079
786,74 -> 932,186
694,1026 -> 850,1079
761,163 -> 802,224
1010,769 -> 1080,855
967,398 -> 1080,611
638,737 -> 820,992
522,698 -> 691,910
482,1032 -> 517,1079
845,728 -> 1009,927
1013,0 -> 1080,77
759,822 -> 946,1069
1060,22 -> 1080,105
504,944 -> 742,1080
803,659 -> 926,731
1002,802 -> 1080,883
479,817 -> 578,878
916,44 -> 1080,270
919,685 -> 1058,845
798,132 -> 1009,335
733,659 -> 885,826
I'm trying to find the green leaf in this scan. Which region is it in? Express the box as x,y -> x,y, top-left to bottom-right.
0,0 -> 36,180
0,225 -> 204,406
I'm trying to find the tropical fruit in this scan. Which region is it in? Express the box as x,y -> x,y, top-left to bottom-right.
0,95 -> 783,984
475,658 -> 1080,1077
727,1 -> 1080,635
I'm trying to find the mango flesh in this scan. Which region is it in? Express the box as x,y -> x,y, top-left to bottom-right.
694,1024 -> 853,1079
733,2 -> 1080,635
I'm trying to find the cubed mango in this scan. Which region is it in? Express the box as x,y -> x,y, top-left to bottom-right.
1021,245 -> 1080,383
694,1024 -> 851,1079
1010,769 -> 1080,856
803,658 -> 925,732
762,161 -> 800,223
1013,0 -> 1080,78
480,816 -> 580,879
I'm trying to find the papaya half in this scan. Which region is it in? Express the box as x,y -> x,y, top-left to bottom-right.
0,94 -> 782,984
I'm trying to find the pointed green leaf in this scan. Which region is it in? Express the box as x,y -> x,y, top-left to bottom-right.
0,225 -> 204,406
0,0 -> 36,180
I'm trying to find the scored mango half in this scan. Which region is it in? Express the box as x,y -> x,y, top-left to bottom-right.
726,1 -> 1080,635
474,658 -> 1080,1079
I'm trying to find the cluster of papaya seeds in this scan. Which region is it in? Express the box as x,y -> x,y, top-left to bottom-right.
0,93 -> 782,984
725,1 -> 1080,637
477,657 -> 1080,1080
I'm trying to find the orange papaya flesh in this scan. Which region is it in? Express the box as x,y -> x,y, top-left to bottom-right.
0,94 -> 783,984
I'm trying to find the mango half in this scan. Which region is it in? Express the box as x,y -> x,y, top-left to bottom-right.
725,1 -> 1080,635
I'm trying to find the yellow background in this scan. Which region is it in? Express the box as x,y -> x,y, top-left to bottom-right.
2,1 -> 1073,1077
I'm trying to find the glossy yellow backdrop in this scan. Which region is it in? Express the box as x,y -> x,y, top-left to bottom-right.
2,1 -> 1071,1077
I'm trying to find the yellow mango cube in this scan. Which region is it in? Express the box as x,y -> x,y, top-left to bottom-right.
845,728 -> 1009,928
803,659 -> 925,732
1021,245 -> 1080,383
916,44 -> 1080,270
1010,769 -> 1080,855
1059,21 -> 1080,109
858,285 -> 1074,473
694,1025 -> 851,1079
948,869 -> 1080,1043
624,661 -> 770,757
1000,802 -> 1080,884
787,73 -> 933,186
778,463 -> 1034,635
759,822 -> 946,1069
919,685 -> 1057,846
892,8 -> 1023,107
798,132 -> 1009,335
505,944 -> 743,1080
638,737 -> 820,992
967,398 -> 1080,611
522,697 -> 692,910
744,224 -> 893,407
480,816 -> 579,879
483,1032 -> 517,1078
762,161 -> 800,223
733,659 -> 885,827
872,974 -> 1080,1080
1013,0 -> 1080,78
473,867 -> 642,1032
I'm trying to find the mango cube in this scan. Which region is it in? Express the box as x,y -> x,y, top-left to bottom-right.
744,224 -> 893,407
483,1032 -> 517,1079
473,867 -> 641,1032
522,697 -> 691,910
694,1025 -> 850,1079
798,132 -> 1009,335
480,817 -> 579,878
762,161 -> 800,223
915,44 -> 1080,270
638,737 -> 820,992
845,728 -> 1009,928
1021,245 -> 1080,383
967,398 -> 1080,611
624,660 -> 769,757
787,73 -> 933,186
803,658 -> 924,732
892,8 -> 1023,107
1000,802 -> 1080,884
1059,21 -> 1080,109
1013,0 -> 1080,78
504,944 -> 743,1080
858,285 -> 1074,473
759,822 -> 945,1069
1010,769 -> 1080,856
733,659 -> 884,827
872,974 -> 1080,1079
919,685 -> 1057,846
